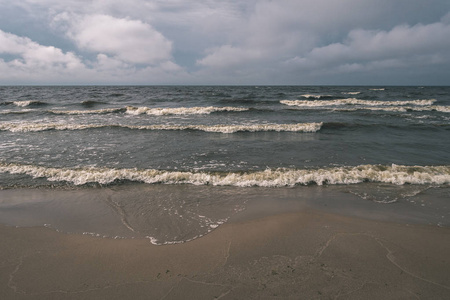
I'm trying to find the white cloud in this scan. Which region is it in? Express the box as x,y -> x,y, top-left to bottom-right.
0,29 -> 84,71
289,21 -> 450,75
93,53 -> 132,72
59,14 -> 173,65
0,29 -> 188,84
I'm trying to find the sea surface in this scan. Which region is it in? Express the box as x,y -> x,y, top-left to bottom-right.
0,86 -> 449,243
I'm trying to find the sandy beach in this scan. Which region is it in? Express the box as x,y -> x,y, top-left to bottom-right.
1,206 -> 449,300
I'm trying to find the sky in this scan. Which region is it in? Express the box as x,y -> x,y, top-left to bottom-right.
0,0 -> 449,85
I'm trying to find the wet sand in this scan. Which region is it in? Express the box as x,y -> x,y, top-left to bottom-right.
1,208 -> 449,299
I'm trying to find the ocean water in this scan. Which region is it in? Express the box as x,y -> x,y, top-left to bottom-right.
0,86 -> 449,243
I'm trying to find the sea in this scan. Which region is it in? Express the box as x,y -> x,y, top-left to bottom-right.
0,85 -> 449,244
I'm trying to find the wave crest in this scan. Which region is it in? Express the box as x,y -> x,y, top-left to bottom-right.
281,98 -> 436,107
125,106 -> 248,115
48,106 -> 248,115
0,122 -> 322,133
300,94 -> 335,99
332,105 -> 450,113
1,163 -> 448,187
13,100 -> 47,107
50,108 -> 125,115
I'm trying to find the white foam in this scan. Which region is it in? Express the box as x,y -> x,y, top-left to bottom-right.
125,106 -> 248,115
13,101 -> 34,107
410,106 -> 450,113
1,163 -> 448,187
179,123 -> 323,133
369,88 -> 385,91
0,122 -> 322,133
0,123 -> 104,132
50,108 -> 124,115
342,92 -> 361,95
300,94 -> 333,99
280,98 -> 436,107
145,236 -> 160,245
13,100 -> 44,107
145,234 -> 208,245
334,107 -> 407,112
0,109 -> 34,115
333,105 -> 450,113
48,106 -> 248,115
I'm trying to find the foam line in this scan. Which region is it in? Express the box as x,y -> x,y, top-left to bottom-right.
1,163 -> 448,187
0,122 -> 323,133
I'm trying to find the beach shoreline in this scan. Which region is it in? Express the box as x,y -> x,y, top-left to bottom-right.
1,202 -> 449,299
1,184 -> 448,243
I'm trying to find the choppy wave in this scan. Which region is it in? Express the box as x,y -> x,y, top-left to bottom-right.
0,122 -> 322,133
13,100 -> 47,107
32,104 -> 450,115
369,88 -> 385,91
0,100 -> 44,107
300,94 -> 335,99
218,99 -> 276,105
81,100 -> 106,107
125,106 -> 248,115
50,108 -> 125,115
281,98 -> 436,107
49,106 -> 248,115
0,109 -> 33,115
0,163 -> 448,187
342,92 -> 361,95
333,105 -> 450,113
0,123 -> 102,132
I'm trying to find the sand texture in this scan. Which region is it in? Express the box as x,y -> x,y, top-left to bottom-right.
1,209 -> 449,299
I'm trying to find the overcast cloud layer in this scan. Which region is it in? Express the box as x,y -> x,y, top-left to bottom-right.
0,0 -> 449,85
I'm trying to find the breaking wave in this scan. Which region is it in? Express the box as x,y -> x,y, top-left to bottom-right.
49,106 -> 248,115
50,108 -> 125,115
47,104 -> 449,115
280,98 -> 436,107
0,163 -> 448,187
333,105 -> 450,113
125,106 -> 248,115
13,100 -> 47,107
0,110 -> 33,115
300,94 -> 336,99
0,122 -> 322,133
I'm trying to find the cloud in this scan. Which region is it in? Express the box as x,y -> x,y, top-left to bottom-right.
1,0 -> 450,84
197,45 -> 263,69
289,21 -> 450,75
193,0 -> 407,77
191,1 -> 450,84
58,14 -> 173,65
0,29 -> 189,84
0,29 -> 84,75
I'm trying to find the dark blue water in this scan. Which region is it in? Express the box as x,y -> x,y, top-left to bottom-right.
0,86 -> 449,242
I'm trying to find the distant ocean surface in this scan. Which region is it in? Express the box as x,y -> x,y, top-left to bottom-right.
0,86 -> 449,243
